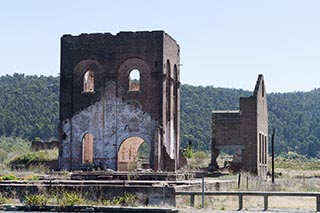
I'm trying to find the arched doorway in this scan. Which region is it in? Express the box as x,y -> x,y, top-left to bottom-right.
117,137 -> 150,171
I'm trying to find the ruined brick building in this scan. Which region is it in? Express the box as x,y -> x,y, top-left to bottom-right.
209,75 -> 268,177
59,31 -> 183,171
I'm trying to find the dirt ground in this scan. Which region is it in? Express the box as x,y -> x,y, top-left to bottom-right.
179,208 -> 314,212
176,192 -> 317,212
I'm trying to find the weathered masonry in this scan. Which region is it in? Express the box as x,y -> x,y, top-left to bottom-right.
59,31 -> 182,171
209,75 -> 268,177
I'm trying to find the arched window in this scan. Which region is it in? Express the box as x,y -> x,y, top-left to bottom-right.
129,69 -> 140,91
82,133 -> 93,164
83,70 -> 94,92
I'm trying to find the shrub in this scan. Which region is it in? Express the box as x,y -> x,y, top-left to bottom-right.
23,174 -> 39,181
57,192 -> 84,207
188,151 -> 210,168
2,173 -> 19,180
102,192 -> 137,206
8,149 -> 58,169
115,192 -> 136,206
25,194 -> 48,206
286,151 -> 307,160
184,144 -> 193,158
193,151 -> 209,165
0,193 -> 10,204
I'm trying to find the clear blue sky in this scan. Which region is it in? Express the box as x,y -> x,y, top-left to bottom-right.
1,0 -> 319,92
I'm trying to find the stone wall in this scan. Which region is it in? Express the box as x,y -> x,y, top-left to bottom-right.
210,74 -> 268,177
59,31 -> 183,171
31,140 -> 60,151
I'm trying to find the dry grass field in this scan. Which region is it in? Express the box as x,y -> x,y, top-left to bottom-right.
177,152 -> 320,212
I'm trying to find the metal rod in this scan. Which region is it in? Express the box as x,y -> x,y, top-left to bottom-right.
246,176 -> 249,190
190,194 -> 195,207
271,128 -> 275,183
264,194 -> 268,210
238,194 -> 243,210
202,176 -> 205,208
163,185 -> 166,204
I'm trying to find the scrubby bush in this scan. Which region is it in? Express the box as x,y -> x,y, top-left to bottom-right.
188,151 -> 210,168
1,173 -> 19,180
184,144 -> 193,158
8,149 -> 58,168
25,194 -> 48,206
102,192 -> 137,206
280,151 -> 307,160
0,193 -> 11,204
23,174 -> 39,181
56,191 -> 84,207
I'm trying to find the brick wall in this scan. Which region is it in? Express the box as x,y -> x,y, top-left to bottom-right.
210,75 -> 268,176
59,31 -> 182,171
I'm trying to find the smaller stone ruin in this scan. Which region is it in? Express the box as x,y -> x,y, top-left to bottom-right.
209,74 -> 268,177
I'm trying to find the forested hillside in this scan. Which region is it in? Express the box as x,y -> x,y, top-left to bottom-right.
181,85 -> 320,158
268,90 -> 320,157
180,85 -> 250,151
1,74 -> 320,158
0,74 -> 59,140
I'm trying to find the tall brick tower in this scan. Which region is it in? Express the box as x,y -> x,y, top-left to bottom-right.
59,31 -> 181,171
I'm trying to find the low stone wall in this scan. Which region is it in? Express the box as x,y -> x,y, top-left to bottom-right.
1,205 -> 179,212
30,140 -> 60,151
11,160 -> 59,171
0,181 -> 176,206
0,179 -> 233,208
71,171 -> 189,181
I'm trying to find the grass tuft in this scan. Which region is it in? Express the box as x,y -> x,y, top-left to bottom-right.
25,194 -> 48,206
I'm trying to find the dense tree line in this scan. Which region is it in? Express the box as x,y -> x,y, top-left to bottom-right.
0,74 -> 59,141
180,85 -> 250,151
268,90 -> 320,158
1,74 -> 320,158
181,84 -> 320,158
